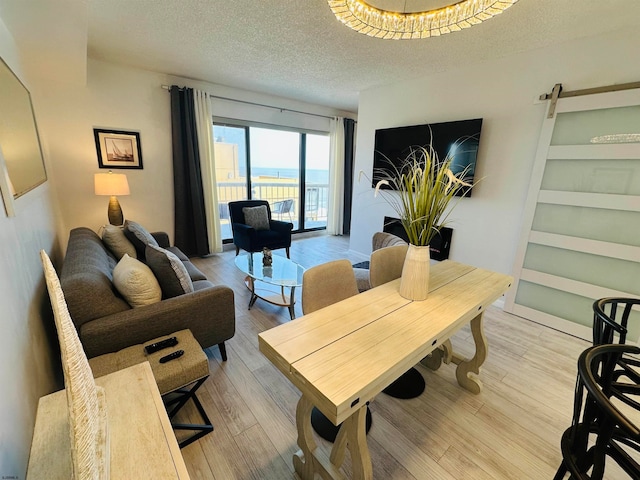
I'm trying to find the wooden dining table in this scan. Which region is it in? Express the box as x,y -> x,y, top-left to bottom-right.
258,260 -> 513,480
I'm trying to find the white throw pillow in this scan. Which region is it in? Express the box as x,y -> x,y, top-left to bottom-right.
112,254 -> 162,308
102,224 -> 137,260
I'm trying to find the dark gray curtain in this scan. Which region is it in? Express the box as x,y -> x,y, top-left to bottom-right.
342,118 -> 356,234
169,86 -> 210,256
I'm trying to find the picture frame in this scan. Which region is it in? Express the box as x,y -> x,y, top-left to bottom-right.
94,128 -> 143,169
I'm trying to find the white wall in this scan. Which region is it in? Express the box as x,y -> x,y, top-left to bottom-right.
0,16 -> 60,479
350,27 -> 640,275
0,6 -> 354,471
37,59 -> 354,249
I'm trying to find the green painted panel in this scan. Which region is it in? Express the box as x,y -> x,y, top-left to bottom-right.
532,204 -> 640,247
523,244 -> 640,296
551,105 -> 640,145
516,281 -> 640,341
515,281 -> 594,327
542,159 -> 640,195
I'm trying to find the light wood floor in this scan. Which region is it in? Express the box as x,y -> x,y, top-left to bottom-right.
181,233 -> 599,479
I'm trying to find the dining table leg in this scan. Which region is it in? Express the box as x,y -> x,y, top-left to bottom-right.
340,405 -> 373,479
293,394 -> 372,480
452,311 -> 487,394
293,395 -> 317,480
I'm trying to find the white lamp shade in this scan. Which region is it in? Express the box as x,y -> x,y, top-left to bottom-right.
94,172 -> 130,196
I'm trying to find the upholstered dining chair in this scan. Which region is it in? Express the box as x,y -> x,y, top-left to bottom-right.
353,232 -> 407,292
228,200 -> 293,258
301,259 -> 372,442
369,244 -> 409,288
302,259 -> 359,314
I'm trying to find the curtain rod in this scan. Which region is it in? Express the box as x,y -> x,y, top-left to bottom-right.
162,84 -> 339,120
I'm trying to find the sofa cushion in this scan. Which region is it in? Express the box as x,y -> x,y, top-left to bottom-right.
242,205 -> 270,231
124,220 -> 159,259
102,224 -> 137,260
183,260 -> 207,282
145,245 -> 194,298
112,254 -> 162,308
61,227 -> 131,327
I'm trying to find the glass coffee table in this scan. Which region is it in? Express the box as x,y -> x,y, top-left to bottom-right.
234,252 -> 305,320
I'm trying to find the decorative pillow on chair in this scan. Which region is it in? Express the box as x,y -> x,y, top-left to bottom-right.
242,205 -> 270,231
102,224 -> 137,260
112,254 -> 162,307
145,244 -> 194,298
123,220 -> 159,258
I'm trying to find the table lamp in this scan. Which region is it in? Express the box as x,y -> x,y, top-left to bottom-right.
94,171 -> 130,225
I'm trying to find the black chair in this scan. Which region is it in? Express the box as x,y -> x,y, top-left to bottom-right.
228,200 -> 293,258
554,344 -> 640,479
593,297 -> 640,346
592,298 -> 640,410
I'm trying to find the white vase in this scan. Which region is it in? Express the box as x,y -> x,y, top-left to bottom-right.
399,244 -> 430,300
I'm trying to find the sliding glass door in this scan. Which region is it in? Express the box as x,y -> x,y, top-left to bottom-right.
213,122 -> 330,240
305,133 -> 330,229
250,127 -> 301,230
212,125 -> 248,240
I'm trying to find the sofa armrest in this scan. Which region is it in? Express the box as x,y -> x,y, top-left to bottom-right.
80,285 -> 235,358
151,231 -> 171,248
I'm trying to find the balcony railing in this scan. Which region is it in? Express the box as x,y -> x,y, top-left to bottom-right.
217,180 -> 329,239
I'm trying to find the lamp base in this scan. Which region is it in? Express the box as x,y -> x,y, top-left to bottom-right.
107,196 -> 124,226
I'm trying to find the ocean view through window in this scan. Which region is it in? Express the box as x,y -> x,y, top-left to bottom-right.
213,123 -> 330,240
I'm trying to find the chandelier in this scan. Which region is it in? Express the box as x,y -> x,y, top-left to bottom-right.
327,0 -> 519,40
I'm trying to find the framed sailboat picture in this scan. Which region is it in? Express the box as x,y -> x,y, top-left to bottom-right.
94,129 -> 143,169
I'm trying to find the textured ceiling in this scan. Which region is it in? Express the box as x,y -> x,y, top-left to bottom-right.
87,0 -> 640,112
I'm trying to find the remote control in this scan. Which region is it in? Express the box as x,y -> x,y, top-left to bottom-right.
159,350 -> 184,363
145,336 -> 178,354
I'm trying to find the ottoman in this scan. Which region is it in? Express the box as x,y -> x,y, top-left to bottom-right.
89,329 -> 213,448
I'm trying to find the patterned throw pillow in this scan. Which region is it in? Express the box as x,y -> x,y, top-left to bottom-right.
242,205 -> 270,231
145,244 -> 194,298
102,224 -> 137,260
112,254 -> 162,307
123,220 -> 159,259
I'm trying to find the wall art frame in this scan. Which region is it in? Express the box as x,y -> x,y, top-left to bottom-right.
94,128 -> 143,169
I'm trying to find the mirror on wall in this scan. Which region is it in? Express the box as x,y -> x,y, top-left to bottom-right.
0,57 -> 46,199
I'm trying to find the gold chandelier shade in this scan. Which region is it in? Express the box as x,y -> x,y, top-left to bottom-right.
327,0 -> 520,40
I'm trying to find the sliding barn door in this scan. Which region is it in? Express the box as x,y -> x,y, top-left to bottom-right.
505,87 -> 640,342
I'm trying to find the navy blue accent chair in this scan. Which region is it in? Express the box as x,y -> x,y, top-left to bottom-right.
228,200 -> 293,258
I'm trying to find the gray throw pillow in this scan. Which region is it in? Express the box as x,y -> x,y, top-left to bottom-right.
102,224 -> 137,260
145,244 -> 194,298
242,205 -> 270,231
123,220 -> 159,258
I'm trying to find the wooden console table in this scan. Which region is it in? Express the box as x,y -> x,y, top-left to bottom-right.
27,362 -> 189,479
258,260 -> 512,480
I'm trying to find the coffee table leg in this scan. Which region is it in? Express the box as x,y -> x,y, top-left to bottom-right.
246,276 -> 258,310
453,312 -> 487,394
288,286 -> 296,320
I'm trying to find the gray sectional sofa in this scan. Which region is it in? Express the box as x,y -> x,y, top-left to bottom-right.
60,227 -> 235,359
